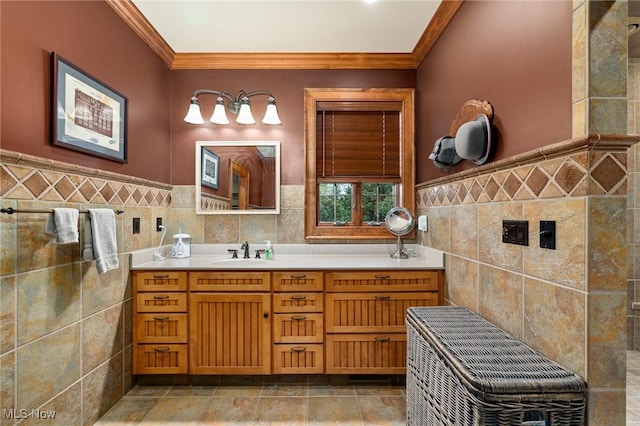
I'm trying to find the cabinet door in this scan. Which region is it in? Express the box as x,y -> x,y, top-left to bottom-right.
325,292 -> 437,333
189,293 -> 271,374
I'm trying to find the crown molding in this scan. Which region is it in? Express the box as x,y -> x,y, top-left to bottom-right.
106,0 -> 463,70
105,0 -> 175,68
171,52 -> 417,70
412,0 -> 464,67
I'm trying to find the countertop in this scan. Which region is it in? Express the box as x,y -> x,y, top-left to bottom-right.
130,244 -> 444,271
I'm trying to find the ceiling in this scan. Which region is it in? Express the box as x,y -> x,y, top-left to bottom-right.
130,0 -> 442,54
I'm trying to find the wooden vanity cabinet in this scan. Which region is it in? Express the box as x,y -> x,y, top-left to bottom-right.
188,271 -> 271,375
324,270 -> 442,374
133,271 -> 188,374
132,267 -> 443,377
272,271 -> 324,374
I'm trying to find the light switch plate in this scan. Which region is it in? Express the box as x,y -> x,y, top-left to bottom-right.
418,215 -> 428,231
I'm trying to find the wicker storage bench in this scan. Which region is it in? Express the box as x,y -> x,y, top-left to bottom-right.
406,306 -> 587,426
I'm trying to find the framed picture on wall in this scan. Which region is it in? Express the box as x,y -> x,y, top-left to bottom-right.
51,52 -> 127,163
201,147 -> 220,189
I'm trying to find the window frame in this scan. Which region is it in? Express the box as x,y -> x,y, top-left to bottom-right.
304,88 -> 415,240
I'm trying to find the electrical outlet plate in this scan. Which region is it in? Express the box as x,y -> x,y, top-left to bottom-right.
417,215 -> 428,231
502,220 -> 528,246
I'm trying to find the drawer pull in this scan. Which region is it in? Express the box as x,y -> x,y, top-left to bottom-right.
152,274 -> 170,279
291,347 -> 307,352
153,295 -> 170,300
154,347 -> 170,352
375,337 -> 391,342
374,274 -> 390,279
290,295 -> 307,301
291,316 -> 306,321
375,295 -> 391,300
290,274 -> 307,279
154,316 -> 169,321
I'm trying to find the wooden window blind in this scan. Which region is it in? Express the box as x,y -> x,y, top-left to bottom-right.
316,101 -> 401,179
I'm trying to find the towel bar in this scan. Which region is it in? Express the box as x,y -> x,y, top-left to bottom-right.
0,207 -> 124,215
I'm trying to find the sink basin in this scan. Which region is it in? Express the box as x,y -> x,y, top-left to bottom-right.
211,257 -> 267,266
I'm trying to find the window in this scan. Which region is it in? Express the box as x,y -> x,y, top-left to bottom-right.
304,88 -> 415,240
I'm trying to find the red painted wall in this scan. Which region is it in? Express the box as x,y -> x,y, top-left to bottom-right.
1,1 -> 172,183
415,1 -> 572,183
170,70 -> 415,185
2,1 -> 571,188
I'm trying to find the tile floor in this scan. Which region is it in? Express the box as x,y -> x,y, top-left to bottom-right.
629,351 -> 640,425
95,352 -> 640,425
95,376 -> 406,425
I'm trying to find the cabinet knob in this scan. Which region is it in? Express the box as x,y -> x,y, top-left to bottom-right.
291,316 -> 306,321
263,312 -> 269,319
291,347 -> 306,352
375,337 -> 391,342
375,295 -> 391,301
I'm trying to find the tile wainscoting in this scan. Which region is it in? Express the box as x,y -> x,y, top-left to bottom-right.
416,134 -> 638,425
0,149 -> 170,426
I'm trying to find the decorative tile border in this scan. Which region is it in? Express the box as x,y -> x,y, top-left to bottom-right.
0,149 -> 171,207
200,193 -> 231,211
417,135 -> 638,208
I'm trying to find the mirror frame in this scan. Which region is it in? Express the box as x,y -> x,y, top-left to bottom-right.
195,140 -> 281,215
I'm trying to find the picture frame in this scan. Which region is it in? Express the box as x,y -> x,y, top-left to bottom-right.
51,52 -> 127,163
201,147 -> 220,189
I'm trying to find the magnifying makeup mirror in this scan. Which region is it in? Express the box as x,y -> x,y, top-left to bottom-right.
385,207 -> 415,259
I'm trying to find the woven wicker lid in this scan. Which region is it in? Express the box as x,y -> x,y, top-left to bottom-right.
407,306 -> 587,396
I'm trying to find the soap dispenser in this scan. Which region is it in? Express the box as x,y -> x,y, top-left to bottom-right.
170,230 -> 191,258
264,240 -> 274,260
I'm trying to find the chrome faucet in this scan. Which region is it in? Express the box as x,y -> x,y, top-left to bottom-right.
241,241 -> 250,259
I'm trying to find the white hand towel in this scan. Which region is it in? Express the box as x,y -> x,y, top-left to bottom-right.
45,208 -> 79,244
83,209 -> 119,274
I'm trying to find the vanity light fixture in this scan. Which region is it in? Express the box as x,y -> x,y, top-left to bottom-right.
184,89 -> 282,125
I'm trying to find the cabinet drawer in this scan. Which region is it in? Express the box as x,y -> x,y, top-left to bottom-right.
273,271 -> 323,292
325,270 -> 440,292
325,333 -> 406,374
273,313 -> 323,343
134,271 -> 187,292
189,271 -> 271,292
137,293 -> 187,312
135,313 -> 188,343
273,344 -> 324,374
325,292 -> 437,333
273,293 -> 323,313
134,344 -> 188,374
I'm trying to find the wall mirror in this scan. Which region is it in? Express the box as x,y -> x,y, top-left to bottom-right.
195,141 -> 280,214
